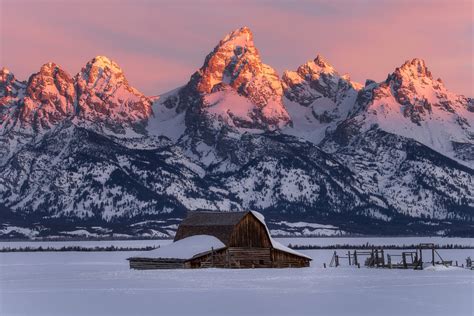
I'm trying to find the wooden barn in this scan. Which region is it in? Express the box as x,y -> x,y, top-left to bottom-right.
128,211 -> 311,269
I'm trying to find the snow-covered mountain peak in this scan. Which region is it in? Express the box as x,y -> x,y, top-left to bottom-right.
39,62 -> 59,71
301,54 -> 337,76
375,58 -> 467,113
1,67 -> 12,78
395,58 -> 433,81
220,26 -> 254,47
383,58 -> 439,95
312,54 -> 335,72
26,62 -> 75,100
282,54 -> 340,96
168,27 -> 290,131
75,56 -> 152,136
16,62 -> 76,129
1,67 -> 24,98
282,54 -> 358,106
90,55 -> 118,68
0,62 -> 76,137
281,54 -> 337,89
281,54 -> 361,144
348,58 -> 474,166
78,55 -> 126,86
193,26 -> 280,99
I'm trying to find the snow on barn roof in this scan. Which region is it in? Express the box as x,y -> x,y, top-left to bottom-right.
251,211 -> 312,260
133,235 -> 225,260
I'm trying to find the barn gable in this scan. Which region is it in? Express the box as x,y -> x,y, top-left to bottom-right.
228,212 -> 272,248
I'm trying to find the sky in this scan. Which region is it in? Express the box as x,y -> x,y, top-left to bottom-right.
1,0 -> 472,96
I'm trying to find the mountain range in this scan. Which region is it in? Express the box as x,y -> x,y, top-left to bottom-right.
1,27 -> 473,239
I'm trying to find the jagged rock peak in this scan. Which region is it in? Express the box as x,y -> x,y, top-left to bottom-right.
26,62 -> 75,103
393,58 -> 433,81
220,26 -> 254,46
75,56 -> 152,134
79,55 -> 126,85
0,67 -> 23,98
30,62 -> 72,82
281,53 -> 355,106
8,62 -> 77,130
1,67 -> 16,88
175,26 -> 290,130
194,26 -> 274,96
313,54 -> 333,69
1,67 -> 12,78
88,55 -> 122,72
294,53 -> 337,78
40,62 -> 59,72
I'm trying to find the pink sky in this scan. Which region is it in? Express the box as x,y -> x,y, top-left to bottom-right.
1,0 -> 472,96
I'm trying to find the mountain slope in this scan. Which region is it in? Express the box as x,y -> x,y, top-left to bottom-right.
1,27 -> 473,238
281,55 -> 362,144
343,59 -> 474,167
164,27 -> 290,134
75,56 -> 152,136
322,127 -> 473,220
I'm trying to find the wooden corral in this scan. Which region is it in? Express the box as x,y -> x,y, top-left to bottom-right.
329,243 -> 454,270
128,211 -> 311,269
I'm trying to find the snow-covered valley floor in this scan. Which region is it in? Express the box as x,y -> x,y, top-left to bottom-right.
0,239 -> 473,316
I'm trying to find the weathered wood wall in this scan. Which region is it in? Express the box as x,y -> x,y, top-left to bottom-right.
129,258 -> 185,269
228,213 -> 272,248
188,247 -> 272,268
271,249 -> 310,268
187,247 -> 310,269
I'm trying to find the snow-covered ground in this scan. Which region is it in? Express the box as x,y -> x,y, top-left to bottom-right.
0,238 -> 473,316
0,236 -> 471,250
276,236 -> 473,247
0,239 -> 172,250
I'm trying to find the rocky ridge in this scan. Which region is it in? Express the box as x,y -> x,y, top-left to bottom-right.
1,27 -> 472,238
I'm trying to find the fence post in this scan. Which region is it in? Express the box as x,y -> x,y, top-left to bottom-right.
211,247 -> 214,267
419,247 -> 423,270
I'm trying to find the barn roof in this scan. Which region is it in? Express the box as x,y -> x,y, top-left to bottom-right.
131,235 -> 225,260
173,211 -> 247,245
180,211 -> 247,226
250,211 -> 312,260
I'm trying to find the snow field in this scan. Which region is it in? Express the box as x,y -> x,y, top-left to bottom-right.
0,239 -> 472,316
